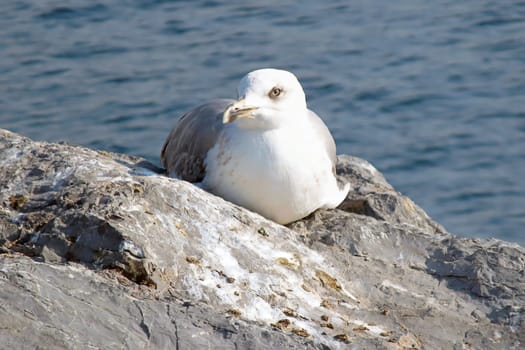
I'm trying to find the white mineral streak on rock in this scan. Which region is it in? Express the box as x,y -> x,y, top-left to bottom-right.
380,279 -> 426,300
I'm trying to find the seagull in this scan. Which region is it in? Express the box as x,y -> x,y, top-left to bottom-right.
161,68 -> 349,224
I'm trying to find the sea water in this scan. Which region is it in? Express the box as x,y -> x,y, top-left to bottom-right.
1,0 -> 524,246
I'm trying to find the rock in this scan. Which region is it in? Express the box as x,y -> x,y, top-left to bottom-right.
0,128 -> 523,349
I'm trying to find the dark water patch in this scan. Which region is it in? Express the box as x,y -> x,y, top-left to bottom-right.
455,160 -> 500,172
332,101 -> 357,114
435,36 -> 464,47
201,1 -> 222,8
314,82 -> 343,95
137,0 -> 192,10
440,205 -> 479,217
157,103 -> 192,118
232,5 -> 283,19
484,39 -> 523,54
344,49 -> 363,57
383,157 -> 440,173
447,74 -> 464,83
163,19 -> 195,35
449,191 -> 498,201
0,66 -> 12,75
416,144 -> 450,155
37,4 -> 111,24
105,76 -> 136,84
104,115 -> 133,125
122,125 -> 149,133
25,114 -> 58,129
385,55 -> 425,68
275,15 -> 318,27
508,212 -> 525,220
31,82 -> 64,93
354,88 -> 390,101
19,58 -> 45,66
37,6 -> 75,20
6,30 -> 33,41
7,1 -> 31,12
31,68 -> 69,78
477,111 -> 525,120
450,131 -> 474,140
89,140 -> 130,154
454,141 -> 505,154
441,188 -> 521,203
121,101 -> 159,110
380,93 -> 444,113
53,45 -> 128,60
104,74 -> 162,85
475,17 -> 524,28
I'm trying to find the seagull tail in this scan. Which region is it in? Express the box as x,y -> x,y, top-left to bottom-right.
322,181 -> 350,209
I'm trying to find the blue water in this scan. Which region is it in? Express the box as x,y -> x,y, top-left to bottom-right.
1,1 -> 524,246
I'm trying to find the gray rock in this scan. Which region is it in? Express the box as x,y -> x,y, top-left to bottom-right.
0,128 -> 523,349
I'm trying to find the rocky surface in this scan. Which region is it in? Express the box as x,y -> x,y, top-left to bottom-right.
0,128 -> 523,349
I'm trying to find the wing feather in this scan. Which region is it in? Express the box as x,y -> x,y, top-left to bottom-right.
307,109 -> 337,167
161,99 -> 234,182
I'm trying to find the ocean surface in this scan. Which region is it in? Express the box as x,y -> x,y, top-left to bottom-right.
1,1 -> 524,246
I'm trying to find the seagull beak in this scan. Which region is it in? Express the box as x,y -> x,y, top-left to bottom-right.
223,98 -> 258,124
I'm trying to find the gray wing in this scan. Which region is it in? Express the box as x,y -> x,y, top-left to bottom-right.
161,99 -> 234,182
307,109 -> 337,167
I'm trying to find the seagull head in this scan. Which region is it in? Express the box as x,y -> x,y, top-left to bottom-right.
223,68 -> 307,130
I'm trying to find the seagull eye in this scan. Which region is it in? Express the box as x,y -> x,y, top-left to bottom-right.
269,87 -> 282,99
